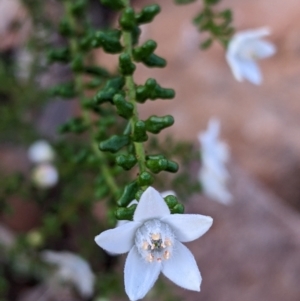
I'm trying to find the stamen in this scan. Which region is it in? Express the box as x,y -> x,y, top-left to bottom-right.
135,220 -> 175,263
164,251 -> 170,260
142,241 -> 149,250
151,233 -> 161,241
146,254 -> 154,262
165,238 -> 172,247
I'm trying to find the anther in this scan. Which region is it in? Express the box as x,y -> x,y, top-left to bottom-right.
151,233 -> 160,241
165,238 -> 172,247
142,241 -> 149,250
164,250 -> 170,260
146,254 -> 154,262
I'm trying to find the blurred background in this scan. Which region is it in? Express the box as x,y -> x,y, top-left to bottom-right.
1,0 -> 300,300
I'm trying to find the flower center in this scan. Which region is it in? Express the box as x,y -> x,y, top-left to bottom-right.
135,219 -> 175,263
239,42 -> 260,60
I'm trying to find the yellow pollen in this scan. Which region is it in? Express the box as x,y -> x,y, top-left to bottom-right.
151,233 -> 161,240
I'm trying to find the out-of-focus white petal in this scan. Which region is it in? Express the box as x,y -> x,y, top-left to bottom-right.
133,187 -> 170,222
162,241 -> 201,291
199,118 -> 220,145
202,154 -> 230,181
28,140 -> 55,164
161,214 -> 213,243
234,27 -> 271,41
200,168 -> 232,205
95,221 -> 142,254
199,119 -> 232,205
246,40 -> 276,59
226,52 -> 244,81
238,58 -> 262,85
31,163 -> 58,188
125,246 -> 161,301
41,250 -> 95,298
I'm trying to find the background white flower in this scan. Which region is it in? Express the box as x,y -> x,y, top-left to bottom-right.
31,163 -> 58,188
198,118 -> 232,205
226,27 -> 276,85
41,250 -> 95,298
95,187 -> 213,301
28,140 -> 55,164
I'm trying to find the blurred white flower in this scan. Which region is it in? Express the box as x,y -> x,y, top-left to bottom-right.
28,140 -> 55,164
226,27 -> 276,85
41,250 -> 95,298
198,118 -> 232,205
31,163 -> 58,188
15,48 -> 33,80
0,223 -> 15,250
95,187 -> 213,301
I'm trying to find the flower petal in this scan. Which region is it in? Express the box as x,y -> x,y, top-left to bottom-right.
199,166 -> 232,205
226,52 -> 244,82
249,40 -> 276,59
94,221 -> 141,254
234,27 -> 271,41
238,58 -> 262,85
162,241 -> 201,291
134,187 -> 170,222
161,214 -> 213,242
125,246 -> 161,301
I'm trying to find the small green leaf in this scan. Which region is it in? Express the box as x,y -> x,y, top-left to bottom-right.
200,38 -> 213,49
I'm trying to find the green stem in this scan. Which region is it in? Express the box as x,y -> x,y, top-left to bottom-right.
122,2 -> 147,174
64,0 -> 120,200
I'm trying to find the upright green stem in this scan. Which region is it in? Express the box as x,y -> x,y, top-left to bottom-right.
64,0 -> 120,199
122,2 -> 147,174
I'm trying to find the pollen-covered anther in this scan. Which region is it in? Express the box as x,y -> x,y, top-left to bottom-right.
142,241 -> 149,250
151,233 -> 161,240
163,250 -> 170,260
146,254 -> 154,262
164,238 -> 172,247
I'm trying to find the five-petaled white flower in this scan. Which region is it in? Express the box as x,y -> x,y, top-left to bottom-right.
226,27 -> 276,85
95,187 -> 213,301
198,118 -> 232,205
41,250 -> 95,298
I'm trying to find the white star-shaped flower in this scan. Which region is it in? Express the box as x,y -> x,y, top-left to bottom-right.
28,140 -> 55,164
41,250 -> 95,298
226,27 -> 276,85
95,187 -> 213,301
198,118 -> 232,205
